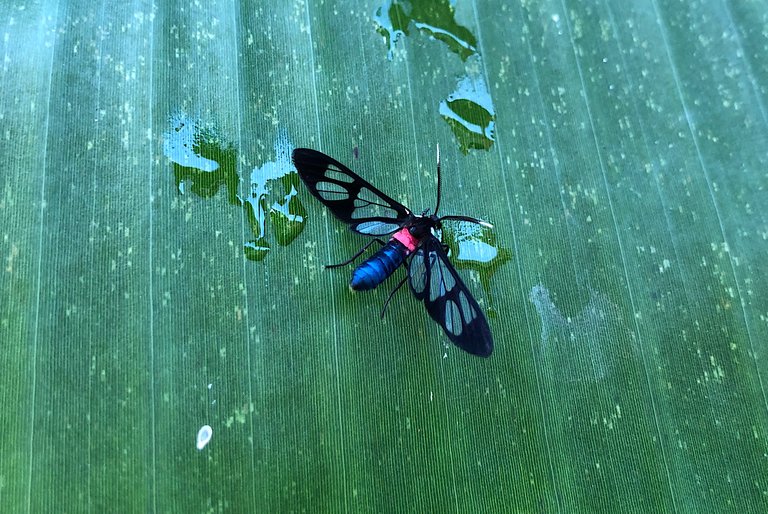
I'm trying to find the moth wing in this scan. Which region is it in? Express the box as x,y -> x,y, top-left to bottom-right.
292,148 -> 411,236
408,236 -> 493,357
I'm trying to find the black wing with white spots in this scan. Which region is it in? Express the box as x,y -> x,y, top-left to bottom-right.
292,148 -> 412,236
408,236 -> 493,357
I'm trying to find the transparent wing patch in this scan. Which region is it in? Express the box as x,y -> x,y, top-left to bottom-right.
353,220 -> 404,236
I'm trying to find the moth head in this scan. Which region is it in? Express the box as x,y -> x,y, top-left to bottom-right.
408,216 -> 439,238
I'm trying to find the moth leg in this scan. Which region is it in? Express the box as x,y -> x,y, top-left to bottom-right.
325,238 -> 386,269
380,275 -> 408,319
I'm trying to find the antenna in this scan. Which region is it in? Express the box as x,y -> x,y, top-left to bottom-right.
432,144 -> 493,229
434,143 -> 442,215
440,215 -> 493,229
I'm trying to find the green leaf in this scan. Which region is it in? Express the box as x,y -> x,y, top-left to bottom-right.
2,0 -> 767,512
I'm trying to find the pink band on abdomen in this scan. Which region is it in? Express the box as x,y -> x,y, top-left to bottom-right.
392,228 -> 419,253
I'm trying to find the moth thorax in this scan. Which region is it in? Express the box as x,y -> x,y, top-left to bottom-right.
392,227 -> 419,252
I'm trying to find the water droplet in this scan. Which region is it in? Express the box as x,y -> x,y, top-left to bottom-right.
373,0 -> 478,61
196,425 -> 213,450
242,131 -> 307,256
163,111 -> 240,205
442,222 -> 511,315
439,58 -> 496,154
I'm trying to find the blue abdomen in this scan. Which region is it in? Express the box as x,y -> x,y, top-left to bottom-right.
350,241 -> 407,291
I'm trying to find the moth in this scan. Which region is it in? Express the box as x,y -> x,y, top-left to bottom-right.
292,146 -> 494,357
